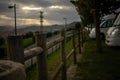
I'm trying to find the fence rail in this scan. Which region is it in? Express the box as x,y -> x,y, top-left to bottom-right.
24,47 -> 43,61
6,28 -> 81,80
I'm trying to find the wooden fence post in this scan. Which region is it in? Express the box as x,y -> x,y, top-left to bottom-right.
6,36 -> 24,64
72,30 -> 77,64
35,32 -> 48,80
78,28 -> 81,54
60,29 -> 67,80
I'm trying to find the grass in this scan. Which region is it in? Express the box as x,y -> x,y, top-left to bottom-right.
23,37 -> 34,48
26,37 -> 77,80
74,40 -> 120,80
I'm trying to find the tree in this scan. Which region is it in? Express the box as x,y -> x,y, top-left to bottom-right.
71,0 -> 94,26
71,0 -> 120,52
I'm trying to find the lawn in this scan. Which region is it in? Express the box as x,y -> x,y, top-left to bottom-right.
74,40 -> 120,80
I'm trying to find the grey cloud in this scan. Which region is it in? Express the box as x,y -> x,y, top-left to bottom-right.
0,1 -> 12,13
0,0 -> 80,26
45,0 -> 72,7
16,0 -> 52,7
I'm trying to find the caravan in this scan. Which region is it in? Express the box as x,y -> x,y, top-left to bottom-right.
89,14 -> 116,39
106,13 -> 120,46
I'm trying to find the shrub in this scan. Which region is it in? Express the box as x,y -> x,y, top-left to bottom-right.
47,32 -> 52,38
0,46 -> 7,59
23,32 -> 34,39
0,37 -> 5,45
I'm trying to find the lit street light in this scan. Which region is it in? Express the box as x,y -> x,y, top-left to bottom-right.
8,4 -> 17,36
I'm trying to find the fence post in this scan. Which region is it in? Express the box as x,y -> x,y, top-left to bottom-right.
78,28 -> 81,54
6,36 -> 24,64
72,30 -> 77,64
60,29 -> 67,80
35,32 -> 48,80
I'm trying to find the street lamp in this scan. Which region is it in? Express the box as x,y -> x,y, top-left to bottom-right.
63,17 -> 67,30
40,11 -> 44,33
8,4 -> 17,36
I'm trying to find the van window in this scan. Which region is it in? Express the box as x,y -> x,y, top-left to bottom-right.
100,19 -> 113,28
113,13 -> 120,27
107,20 -> 113,27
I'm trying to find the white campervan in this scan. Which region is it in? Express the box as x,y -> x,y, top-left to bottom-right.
89,14 -> 116,39
106,13 -> 120,46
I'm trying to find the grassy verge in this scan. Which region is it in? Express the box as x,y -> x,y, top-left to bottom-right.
75,40 -> 120,80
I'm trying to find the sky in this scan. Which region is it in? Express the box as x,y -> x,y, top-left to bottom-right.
0,0 -> 80,27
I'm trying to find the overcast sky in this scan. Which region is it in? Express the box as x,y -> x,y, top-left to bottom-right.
0,0 -> 80,27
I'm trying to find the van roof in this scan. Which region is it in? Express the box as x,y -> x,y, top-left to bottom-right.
102,13 -> 116,20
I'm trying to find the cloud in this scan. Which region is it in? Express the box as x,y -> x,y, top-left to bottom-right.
16,0 -> 52,7
0,0 -> 80,27
0,15 -> 12,20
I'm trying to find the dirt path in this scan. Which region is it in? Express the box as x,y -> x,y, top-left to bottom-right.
67,53 -> 82,80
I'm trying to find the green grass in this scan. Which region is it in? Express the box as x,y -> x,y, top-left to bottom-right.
23,37 -> 34,48
75,40 -> 120,80
26,37 -> 77,80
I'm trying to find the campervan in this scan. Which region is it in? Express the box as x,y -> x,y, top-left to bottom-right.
106,13 -> 120,46
89,14 -> 116,39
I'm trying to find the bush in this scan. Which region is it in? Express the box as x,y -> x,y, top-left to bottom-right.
53,31 -> 59,35
0,46 -> 7,59
47,32 -> 52,38
0,37 -> 5,45
23,32 -> 34,39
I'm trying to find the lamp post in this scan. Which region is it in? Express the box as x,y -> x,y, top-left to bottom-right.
63,17 -> 67,31
40,11 -> 44,33
8,4 -> 17,36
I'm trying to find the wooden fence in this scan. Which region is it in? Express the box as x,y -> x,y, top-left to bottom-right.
6,29 -> 81,80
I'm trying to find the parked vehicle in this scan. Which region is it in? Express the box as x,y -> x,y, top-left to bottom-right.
89,14 -> 116,39
106,13 -> 120,46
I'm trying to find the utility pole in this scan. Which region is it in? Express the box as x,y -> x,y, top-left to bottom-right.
63,17 -> 67,31
40,11 -> 44,33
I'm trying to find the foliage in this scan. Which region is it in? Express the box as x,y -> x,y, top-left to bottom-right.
71,0 -> 94,26
53,31 -> 59,35
0,45 -> 7,59
75,22 -> 81,29
47,32 -> 52,38
93,0 -> 120,15
23,32 -> 34,39
0,37 -> 5,45
0,36 -> 7,59
71,0 -> 120,22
